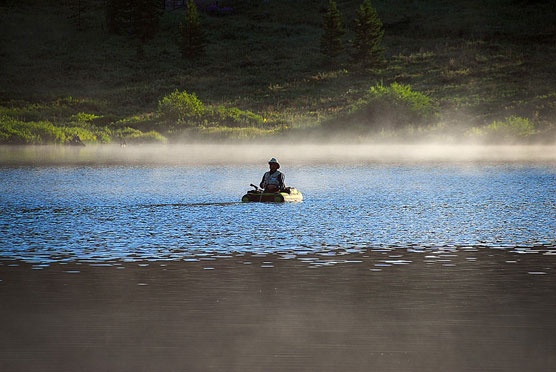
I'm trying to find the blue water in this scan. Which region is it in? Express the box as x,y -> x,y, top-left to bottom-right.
1,164 -> 555,263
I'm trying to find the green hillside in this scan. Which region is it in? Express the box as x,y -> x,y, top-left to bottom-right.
1,0 -> 555,143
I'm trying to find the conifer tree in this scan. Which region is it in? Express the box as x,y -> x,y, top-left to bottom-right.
351,0 -> 385,67
320,0 -> 345,62
179,0 -> 207,59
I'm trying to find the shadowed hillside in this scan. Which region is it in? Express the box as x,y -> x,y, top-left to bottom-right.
1,0 -> 555,143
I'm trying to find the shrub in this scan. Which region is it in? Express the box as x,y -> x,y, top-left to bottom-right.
197,126 -> 281,140
0,115 -> 64,144
0,98 -> 103,123
116,128 -> 167,143
0,115 -> 159,145
64,126 -> 107,143
339,82 -> 437,130
158,90 -> 264,128
158,90 -> 205,126
0,115 -> 72,144
208,106 -> 264,127
467,116 -> 537,140
70,112 -> 102,125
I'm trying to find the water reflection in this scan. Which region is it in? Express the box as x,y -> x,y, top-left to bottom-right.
1,248 -> 555,372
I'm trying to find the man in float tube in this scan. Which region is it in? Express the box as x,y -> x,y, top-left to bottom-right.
260,158 -> 286,193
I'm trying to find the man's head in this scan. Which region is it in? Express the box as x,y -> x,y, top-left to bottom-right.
268,158 -> 280,171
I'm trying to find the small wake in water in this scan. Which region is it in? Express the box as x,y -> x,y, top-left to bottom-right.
144,202 -> 242,207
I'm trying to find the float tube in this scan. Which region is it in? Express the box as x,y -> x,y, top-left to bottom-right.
241,185 -> 303,203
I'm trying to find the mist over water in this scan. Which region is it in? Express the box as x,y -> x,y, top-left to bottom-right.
1,143 -> 556,165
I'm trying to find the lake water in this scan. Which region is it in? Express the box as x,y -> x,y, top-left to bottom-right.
1,145 -> 556,371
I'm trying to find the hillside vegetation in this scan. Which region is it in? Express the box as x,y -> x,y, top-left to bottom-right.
1,0 -> 555,144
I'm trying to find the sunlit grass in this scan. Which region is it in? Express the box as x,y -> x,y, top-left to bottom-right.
466,116 -> 540,142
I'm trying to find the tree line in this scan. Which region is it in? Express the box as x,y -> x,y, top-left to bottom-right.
321,0 -> 384,68
102,0 -> 207,58
81,0 -> 383,64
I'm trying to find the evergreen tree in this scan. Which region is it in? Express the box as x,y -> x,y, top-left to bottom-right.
320,0 -> 345,62
179,0 -> 207,59
351,0 -> 385,67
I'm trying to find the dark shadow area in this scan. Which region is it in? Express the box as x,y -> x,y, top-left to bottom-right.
1,248 -> 556,372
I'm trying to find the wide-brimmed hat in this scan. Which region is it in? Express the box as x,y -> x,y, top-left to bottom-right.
268,157 -> 280,168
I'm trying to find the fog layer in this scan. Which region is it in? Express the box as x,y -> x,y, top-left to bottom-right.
1,144 -> 556,165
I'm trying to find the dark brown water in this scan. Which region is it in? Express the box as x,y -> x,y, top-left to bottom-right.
1,249 -> 556,372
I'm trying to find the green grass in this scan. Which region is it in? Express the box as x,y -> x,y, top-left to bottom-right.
0,112 -> 167,145
1,0 -> 555,143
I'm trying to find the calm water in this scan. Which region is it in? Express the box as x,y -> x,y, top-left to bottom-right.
1,147 -> 556,371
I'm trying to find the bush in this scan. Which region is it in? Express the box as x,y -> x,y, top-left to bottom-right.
158,90 -> 205,126
65,126 -> 108,143
0,115 -> 76,144
0,97 -> 101,123
197,126 -> 281,140
116,128 -> 167,143
334,82 -> 437,130
0,114 -> 166,145
158,90 -> 264,128
208,106 -> 264,127
467,116 -> 537,140
70,112 -> 102,126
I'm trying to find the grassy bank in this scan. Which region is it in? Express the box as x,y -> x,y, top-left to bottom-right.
1,0 -> 555,144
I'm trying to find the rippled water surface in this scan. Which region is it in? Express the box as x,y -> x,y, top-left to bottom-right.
1,163 -> 556,263
1,149 -> 556,371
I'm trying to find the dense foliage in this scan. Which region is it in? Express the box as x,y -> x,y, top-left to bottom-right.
325,82 -> 437,131
467,116 -> 538,141
0,100 -> 167,144
158,90 -> 205,126
158,90 -> 264,128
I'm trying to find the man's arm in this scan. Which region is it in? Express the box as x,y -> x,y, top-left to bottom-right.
260,174 -> 266,189
279,173 -> 285,190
